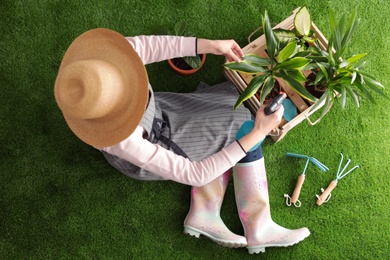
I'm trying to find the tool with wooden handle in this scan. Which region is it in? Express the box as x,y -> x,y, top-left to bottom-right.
285,153 -> 328,207
291,174 -> 306,204
316,153 -> 360,206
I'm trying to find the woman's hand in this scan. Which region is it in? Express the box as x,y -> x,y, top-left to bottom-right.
197,39 -> 244,62
237,105 -> 284,152
211,39 -> 244,62
252,105 -> 284,137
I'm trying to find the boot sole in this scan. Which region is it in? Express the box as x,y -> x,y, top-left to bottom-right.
183,225 -> 247,248
247,231 -> 311,254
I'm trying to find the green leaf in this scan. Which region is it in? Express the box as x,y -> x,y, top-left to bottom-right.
341,9 -> 359,50
278,42 -> 297,63
310,89 -> 334,121
317,62 -> 329,81
314,71 -> 324,85
340,53 -> 367,68
328,46 -> 335,66
294,50 -> 313,57
351,71 -> 357,84
234,74 -> 268,109
345,84 -> 360,107
335,73 -> 353,85
302,35 -> 316,43
286,69 -> 307,82
302,63 -> 319,70
355,60 -> 367,70
332,13 -> 345,52
274,29 -> 297,43
263,10 -> 279,61
359,71 -> 385,89
174,21 -> 187,36
329,8 -> 337,33
355,80 -> 375,103
224,61 -> 268,74
259,76 -> 275,104
340,85 -> 347,109
320,90 -> 333,119
314,39 -> 329,57
275,57 -> 310,70
183,56 -> 201,69
242,54 -> 271,66
307,56 -> 328,63
294,6 -> 311,36
310,88 -> 328,113
276,71 -> 316,101
357,72 -> 388,99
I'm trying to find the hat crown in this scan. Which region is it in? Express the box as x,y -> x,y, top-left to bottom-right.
55,59 -> 126,120
53,28 -> 148,147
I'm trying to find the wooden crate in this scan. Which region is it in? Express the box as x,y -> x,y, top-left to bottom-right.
224,8 -> 330,142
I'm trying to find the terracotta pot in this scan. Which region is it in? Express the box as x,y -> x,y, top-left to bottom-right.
168,54 -> 206,76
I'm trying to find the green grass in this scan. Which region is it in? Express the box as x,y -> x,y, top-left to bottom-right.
1,0 -> 389,259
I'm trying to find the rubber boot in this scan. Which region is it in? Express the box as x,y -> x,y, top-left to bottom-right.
234,158 -> 310,254
184,170 -> 247,248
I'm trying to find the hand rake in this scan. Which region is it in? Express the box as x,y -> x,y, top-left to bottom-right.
285,152 -> 329,207
316,153 -> 360,206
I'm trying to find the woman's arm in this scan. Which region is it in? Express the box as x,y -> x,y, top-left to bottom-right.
126,36 -> 244,65
126,36 -> 196,65
196,38 -> 244,62
101,126 -> 246,187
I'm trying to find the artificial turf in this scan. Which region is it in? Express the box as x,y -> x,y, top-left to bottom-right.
1,0 -> 389,259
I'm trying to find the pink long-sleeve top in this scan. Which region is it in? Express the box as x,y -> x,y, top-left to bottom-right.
100,36 -> 246,187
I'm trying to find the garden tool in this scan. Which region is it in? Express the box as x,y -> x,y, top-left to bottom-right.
234,158 -> 310,254
284,152 -> 329,207
183,170 -> 247,248
236,92 -> 287,152
264,92 -> 287,115
316,153 -> 360,206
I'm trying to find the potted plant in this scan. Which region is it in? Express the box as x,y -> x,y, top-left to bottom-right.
273,6 -> 317,50
305,8 -> 387,120
165,21 -> 206,76
223,7 -> 387,141
223,9 -> 316,109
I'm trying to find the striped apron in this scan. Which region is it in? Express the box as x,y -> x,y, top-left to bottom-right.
101,81 -> 252,180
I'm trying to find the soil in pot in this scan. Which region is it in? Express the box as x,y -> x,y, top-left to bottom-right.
170,57 -> 193,70
168,54 -> 205,76
305,73 -> 325,99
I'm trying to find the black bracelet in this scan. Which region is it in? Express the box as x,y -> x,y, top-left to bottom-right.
195,37 -> 198,55
236,140 -> 247,154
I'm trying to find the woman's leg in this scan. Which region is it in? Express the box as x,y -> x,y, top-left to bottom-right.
184,170 -> 247,248
233,146 -> 310,254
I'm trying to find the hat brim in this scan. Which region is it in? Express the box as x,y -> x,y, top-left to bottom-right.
55,28 -> 148,148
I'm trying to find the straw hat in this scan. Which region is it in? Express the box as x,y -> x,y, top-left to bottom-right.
54,28 -> 149,148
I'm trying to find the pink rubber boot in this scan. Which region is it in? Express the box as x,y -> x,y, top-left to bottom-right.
233,159 -> 310,254
184,170 -> 247,248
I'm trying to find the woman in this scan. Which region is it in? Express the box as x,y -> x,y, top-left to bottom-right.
54,28 -> 309,254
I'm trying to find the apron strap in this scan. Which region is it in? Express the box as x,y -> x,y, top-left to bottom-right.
150,112 -> 189,159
